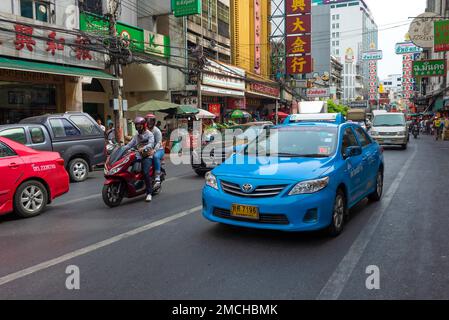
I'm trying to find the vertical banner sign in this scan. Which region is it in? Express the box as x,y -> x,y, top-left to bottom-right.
368,60 -> 377,102
402,53 -> 415,111
434,20 -> 449,52
285,0 -> 312,75
254,0 -> 261,74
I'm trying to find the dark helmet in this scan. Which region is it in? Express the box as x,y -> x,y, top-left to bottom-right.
145,113 -> 156,128
134,116 -> 146,134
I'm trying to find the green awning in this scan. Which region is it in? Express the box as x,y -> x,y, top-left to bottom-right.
433,97 -> 444,111
0,56 -> 117,80
128,99 -> 180,112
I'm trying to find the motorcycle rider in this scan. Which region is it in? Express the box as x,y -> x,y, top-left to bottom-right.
145,114 -> 165,186
124,116 -> 155,202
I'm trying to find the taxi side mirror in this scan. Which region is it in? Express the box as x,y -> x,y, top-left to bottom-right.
344,146 -> 362,159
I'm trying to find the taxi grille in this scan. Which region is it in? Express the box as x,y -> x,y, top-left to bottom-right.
221,181 -> 287,198
213,208 -> 290,225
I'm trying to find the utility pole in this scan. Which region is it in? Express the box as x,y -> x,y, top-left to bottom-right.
108,0 -> 125,144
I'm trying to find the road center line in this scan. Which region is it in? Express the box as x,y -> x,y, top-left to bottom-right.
0,205 -> 202,287
53,172 -> 195,207
316,146 -> 418,300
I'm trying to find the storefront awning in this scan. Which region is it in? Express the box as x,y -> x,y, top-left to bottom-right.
0,56 -> 117,80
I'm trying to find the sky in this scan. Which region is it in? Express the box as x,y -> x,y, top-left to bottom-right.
364,0 -> 426,80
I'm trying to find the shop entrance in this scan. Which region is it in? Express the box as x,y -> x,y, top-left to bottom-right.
0,82 -> 56,124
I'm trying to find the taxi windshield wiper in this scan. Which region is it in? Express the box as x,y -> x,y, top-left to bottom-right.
297,154 -> 329,158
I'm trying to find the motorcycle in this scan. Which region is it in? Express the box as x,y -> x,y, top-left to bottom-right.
412,125 -> 419,139
102,144 -> 166,207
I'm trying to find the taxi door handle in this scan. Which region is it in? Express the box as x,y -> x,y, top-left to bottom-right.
9,162 -> 19,169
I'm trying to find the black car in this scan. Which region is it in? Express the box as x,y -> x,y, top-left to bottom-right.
0,112 -> 106,182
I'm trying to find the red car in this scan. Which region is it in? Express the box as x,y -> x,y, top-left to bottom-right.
0,137 -> 69,218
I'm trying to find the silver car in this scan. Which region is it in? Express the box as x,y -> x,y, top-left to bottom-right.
369,112 -> 409,149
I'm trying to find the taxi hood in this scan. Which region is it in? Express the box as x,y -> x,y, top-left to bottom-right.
212,153 -> 333,181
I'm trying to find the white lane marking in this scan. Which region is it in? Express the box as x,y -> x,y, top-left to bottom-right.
0,205 -> 202,287
317,146 -> 418,300
53,173 -> 196,207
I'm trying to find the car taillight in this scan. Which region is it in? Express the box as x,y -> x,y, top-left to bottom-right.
56,158 -> 65,166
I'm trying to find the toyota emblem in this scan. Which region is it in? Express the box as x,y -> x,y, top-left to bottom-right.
241,184 -> 253,193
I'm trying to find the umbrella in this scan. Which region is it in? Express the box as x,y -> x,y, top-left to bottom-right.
195,108 -> 216,119
176,105 -> 199,115
230,109 -> 251,119
269,111 -> 289,119
128,99 -> 180,112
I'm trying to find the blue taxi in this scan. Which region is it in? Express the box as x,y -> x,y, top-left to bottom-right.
202,113 -> 384,236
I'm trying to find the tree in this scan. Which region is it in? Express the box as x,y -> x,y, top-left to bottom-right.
327,100 -> 349,116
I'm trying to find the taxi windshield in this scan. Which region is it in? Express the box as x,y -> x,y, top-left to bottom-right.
245,126 -> 338,158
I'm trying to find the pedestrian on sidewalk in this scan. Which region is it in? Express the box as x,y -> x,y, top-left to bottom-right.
443,113 -> 449,141
434,117 -> 443,140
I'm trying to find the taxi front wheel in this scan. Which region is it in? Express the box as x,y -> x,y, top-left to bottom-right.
368,170 -> 383,202
326,189 -> 347,237
14,180 -> 48,218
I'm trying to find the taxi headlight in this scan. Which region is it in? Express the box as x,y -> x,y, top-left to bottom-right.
370,131 -> 378,136
205,172 -> 218,190
289,177 -> 329,195
397,131 -> 406,136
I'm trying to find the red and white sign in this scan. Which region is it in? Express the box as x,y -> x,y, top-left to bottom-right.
208,103 -> 221,116
306,88 -> 330,98
402,53 -> 415,109
369,60 -> 378,101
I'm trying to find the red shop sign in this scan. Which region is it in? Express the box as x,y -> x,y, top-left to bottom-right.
286,15 -> 311,35
249,83 -> 280,98
208,103 -> 221,116
285,0 -> 312,15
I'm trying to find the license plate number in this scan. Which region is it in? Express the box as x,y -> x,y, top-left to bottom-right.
231,204 -> 259,219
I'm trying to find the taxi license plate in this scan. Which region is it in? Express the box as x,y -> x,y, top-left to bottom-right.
231,204 -> 259,220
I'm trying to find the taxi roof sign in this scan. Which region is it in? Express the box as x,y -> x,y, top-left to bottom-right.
284,113 -> 345,124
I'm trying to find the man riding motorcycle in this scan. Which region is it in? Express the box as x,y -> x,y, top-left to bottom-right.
124,116 -> 155,202
145,113 -> 165,186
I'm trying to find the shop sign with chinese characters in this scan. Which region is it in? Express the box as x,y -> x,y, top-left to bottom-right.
202,59 -> 246,91
413,59 -> 446,77
0,13 -> 104,69
285,0 -> 312,75
248,82 -> 280,99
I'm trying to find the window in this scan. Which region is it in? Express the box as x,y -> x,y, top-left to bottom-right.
20,0 -> 50,22
30,127 -> 45,144
69,115 -> 102,136
49,119 -> 80,138
0,142 -> 16,158
354,127 -> 371,147
0,128 -> 27,145
336,49 -> 340,55
342,128 -> 359,155
78,0 -> 103,15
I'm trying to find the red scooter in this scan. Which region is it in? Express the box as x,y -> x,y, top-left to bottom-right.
102,143 -> 166,207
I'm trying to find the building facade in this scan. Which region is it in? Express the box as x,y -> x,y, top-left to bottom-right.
0,0 -> 113,124
314,0 -> 378,103
230,0 -> 281,118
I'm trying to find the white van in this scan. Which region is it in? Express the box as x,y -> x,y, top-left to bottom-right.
369,112 -> 409,149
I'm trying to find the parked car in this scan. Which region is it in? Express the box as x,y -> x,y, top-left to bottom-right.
368,112 -> 409,149
0,112 -> 106,182
192,121 -> 273,176
202,114 -> 384,236
0,137 -> 69,218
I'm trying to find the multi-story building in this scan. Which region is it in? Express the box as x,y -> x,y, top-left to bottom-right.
414,0 -> 449,113
381,74 -> 402,102
0,0 -> 114,124
310,4 -> 342,101
231,0 -> 281,117
313,0 -> 378,103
